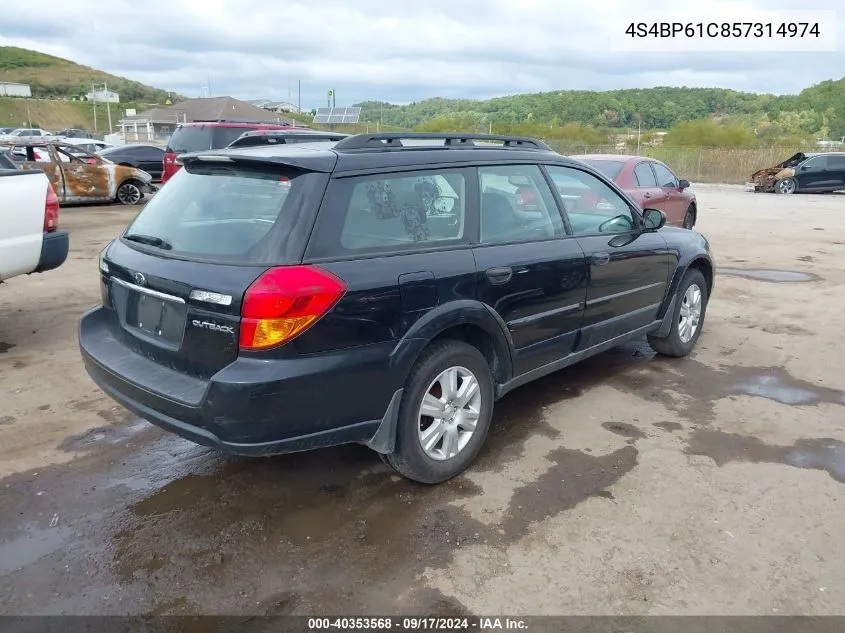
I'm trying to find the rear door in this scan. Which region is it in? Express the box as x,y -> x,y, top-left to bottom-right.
103,159 -> 331,379
545,164 -> 672,350
472,164 -> 587,375
632,161 -> 666,212
53,145 -> 111,202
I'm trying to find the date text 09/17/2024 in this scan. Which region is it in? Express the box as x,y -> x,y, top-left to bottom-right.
306,617 -> 528,630
625,22 -> 821,38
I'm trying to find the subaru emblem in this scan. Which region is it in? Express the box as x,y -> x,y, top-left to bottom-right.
132,272 -> 146,286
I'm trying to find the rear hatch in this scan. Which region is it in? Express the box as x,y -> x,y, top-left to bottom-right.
163,125 -> 261,183
100,157 -> 331,379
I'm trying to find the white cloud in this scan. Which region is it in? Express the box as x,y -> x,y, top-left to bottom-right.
0,0 -> 843,107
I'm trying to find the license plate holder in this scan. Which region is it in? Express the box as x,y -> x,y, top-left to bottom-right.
128,292 -> 185,343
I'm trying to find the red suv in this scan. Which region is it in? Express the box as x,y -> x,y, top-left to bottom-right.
162,122 -> 302,184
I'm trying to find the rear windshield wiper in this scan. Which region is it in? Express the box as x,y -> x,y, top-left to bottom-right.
124,234 -> 173,250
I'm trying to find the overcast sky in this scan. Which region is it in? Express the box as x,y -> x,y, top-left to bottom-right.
1,0 -> 843,108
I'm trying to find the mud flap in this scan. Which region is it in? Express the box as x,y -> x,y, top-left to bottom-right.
362,388 -> 403,454
652,294 -> 677,338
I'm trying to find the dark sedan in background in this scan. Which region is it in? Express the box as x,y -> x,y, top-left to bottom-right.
97,144 -> 165,181
572,154 -> 697,229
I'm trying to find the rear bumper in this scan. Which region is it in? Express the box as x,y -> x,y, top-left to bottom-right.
78,306 -> 396,456
33,231 -> 69,273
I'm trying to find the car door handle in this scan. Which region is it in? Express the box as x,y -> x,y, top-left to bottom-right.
485,267 -> 513,285
591,252 -> 611,266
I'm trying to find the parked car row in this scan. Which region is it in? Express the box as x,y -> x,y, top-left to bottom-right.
79,132 -> 714,485
0,139 -> 155,205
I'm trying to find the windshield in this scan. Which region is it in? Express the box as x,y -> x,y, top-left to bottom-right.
166,126 -> 259,154
579,159 -> 625,180
123,162 -> 323,264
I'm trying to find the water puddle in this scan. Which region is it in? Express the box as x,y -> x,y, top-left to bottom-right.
0,523 -> 73,575
58,420 -> 151,452
731,373 -> 845,406
686,429 -> 845,484
718,268 -> 820,282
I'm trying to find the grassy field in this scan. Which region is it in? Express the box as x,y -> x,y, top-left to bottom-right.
0,97 -> 151,133
546,142 -> 792,184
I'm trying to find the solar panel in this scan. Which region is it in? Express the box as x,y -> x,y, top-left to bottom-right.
313,107 -> 361,125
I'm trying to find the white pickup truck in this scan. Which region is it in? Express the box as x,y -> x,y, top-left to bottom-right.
0,153 -> 69,284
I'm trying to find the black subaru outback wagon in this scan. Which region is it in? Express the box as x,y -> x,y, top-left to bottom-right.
79,132 -> 714,484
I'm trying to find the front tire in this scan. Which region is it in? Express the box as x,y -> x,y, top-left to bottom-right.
383,340 -> 494,484
116,180 -> 144,205
647,269 -> 708,357
682,204 -> 696,229
776,177 -> 797,195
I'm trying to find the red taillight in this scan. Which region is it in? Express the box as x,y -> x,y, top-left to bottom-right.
239,266 -> 346,351
44,183 -> 59,232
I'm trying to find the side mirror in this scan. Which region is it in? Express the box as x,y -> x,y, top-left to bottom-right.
678,179 -> 690,190
642,208 -> 666,231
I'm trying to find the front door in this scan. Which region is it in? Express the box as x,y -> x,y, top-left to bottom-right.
473,164 -> 587,375
632,160 -> 666,212
544,164 -> 673,352
651,161 -> 688,226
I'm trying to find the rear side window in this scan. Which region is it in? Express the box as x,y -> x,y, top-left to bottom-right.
166,126 -> 259,153
580,160 -> 624,180
122,163 -> 326,264
308,168 -> 469,257
634,162 -> 658,187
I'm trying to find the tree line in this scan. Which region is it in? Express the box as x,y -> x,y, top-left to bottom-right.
354,78 -> 845,147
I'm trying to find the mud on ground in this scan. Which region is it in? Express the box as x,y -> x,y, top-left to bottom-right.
1,187 -> 844,615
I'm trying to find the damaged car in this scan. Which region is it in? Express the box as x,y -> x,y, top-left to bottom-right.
1,139 -> 155,205
748,152 -> 845,195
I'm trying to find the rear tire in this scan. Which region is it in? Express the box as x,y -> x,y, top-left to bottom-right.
382,340 -> 494,484
647,269 -> 708,358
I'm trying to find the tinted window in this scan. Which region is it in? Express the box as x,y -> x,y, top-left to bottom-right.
478,164 -> 564,243
824,155 -> 845,168
123,164 -> 324,264
166,126 -> 259,153
545,165 -> 636,235
802,156 -> 827,170
580,159 -> 624,180
633,162 -> 658,187
652,163 -> 679,188
0,151 -> 16,169
309,168 -> 468,257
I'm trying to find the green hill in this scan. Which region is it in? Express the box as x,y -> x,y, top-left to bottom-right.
356,78 -> 845,139
0,46 -> 178,103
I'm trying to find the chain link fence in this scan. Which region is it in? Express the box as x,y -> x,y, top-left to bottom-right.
545,143 -> 796,184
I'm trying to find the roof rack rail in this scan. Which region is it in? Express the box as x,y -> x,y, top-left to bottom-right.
333,132 -> 551,151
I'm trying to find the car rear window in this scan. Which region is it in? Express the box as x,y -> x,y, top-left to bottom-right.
166,126 -> 259,153
580,159 -> 624,180
122,163 -> 325,264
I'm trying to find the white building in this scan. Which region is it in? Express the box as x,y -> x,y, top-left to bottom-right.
0,82 -> 32,97
87,89 -> 120,103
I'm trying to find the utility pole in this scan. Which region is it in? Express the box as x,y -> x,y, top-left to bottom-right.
92,82 -> 97,132
207,77 -> 211,97
104,82 -> 113,133
297,79 -> 301,115
636,114 -> 642,154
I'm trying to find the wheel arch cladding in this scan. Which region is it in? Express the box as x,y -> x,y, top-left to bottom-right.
687,256 -> 713,296
390,300 -> 514,390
